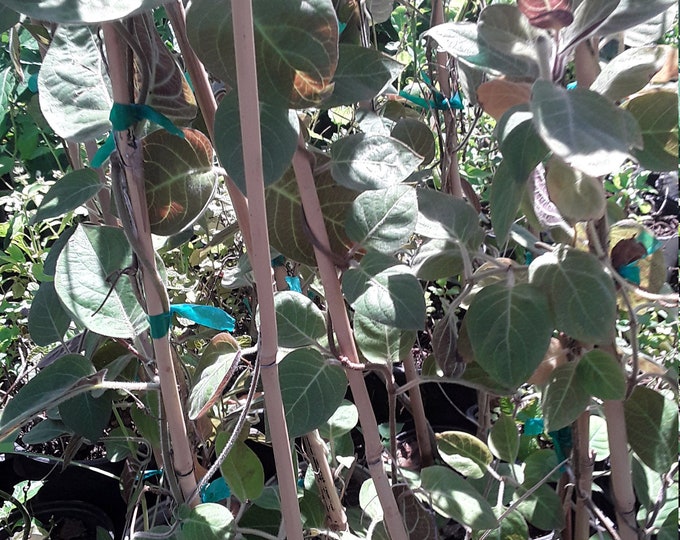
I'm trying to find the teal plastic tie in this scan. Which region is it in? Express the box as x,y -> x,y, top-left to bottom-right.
148,304 -> 235,339
91,102 -> 185,168
200,477 -> 231,503
615,230 -> 661,285
549,427 -> 572,471
523,417 -> 544,437
285,276 -> 302,293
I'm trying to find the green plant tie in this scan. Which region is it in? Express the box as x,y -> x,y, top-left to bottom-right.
523,417 -> 544,436
91,102 -> 185,168
148,304 -> 236,339
399,71 -> 464,111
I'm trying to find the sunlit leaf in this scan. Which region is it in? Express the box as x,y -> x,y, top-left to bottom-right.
416,188 -> 484,248
488,413 -> 519,463
54,224 -> 148,338
353,313 -> 416,365
531,80 -> 642,176
216,432 -> 264,502
477,79 -> 532,120
31,169 -> 102,224
318,400 -> 358,440
529,246 -> 616,344
345,184 -> 418,253
545,156 -> 606,222
179,502 -> 234,538
576,349 -> 626,401
420,465 -> 498,529
38,25 -> 111,141
274,290 -> 327,348
436,431 -> 493,479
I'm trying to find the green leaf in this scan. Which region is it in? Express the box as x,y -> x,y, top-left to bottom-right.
22,419 -> 69,445
391,118 -> 436,165
424,5 -> 542,79
179,502 -> 234,539
318,400 -> 358,440
625,89 -> 678,172
491,106 -> 549,244
0,354 -> 100,437
59,389 -> 112,442
130,392 -> 160,448
559,0 -> 619,53
589,414 -> 610,461
144,128 -> 217,236
187,0 -> 338,109
0,0 -> 167,23
624,386 -> 677,474
38,25 -> 111,141
576,350 -> 626,400
266,167 -> 355,266
415,188 -> 484,248
590,45 -> 671,102
345,184 -> 418,253
54,224 -> 148,338
188,336 -> 240,420
214,92 -> 299,195
331,134 -> 422,191
275,290 -> 327,348
359,479 -> 383,521
529,246 -> 617,344
323,44 -> 405,108
353,313 -> 415,365
474,507 -> 528,540
393,484 -> 437,540
436,431 -> 493,479
410,238 -> 464,280
216,432 -> 264,502
488,413 -> 519,463
531,80 -> 642,176
342,251 -> 425,330
465,282 -> 553,389
514,484 -> 565,531
545,156 -> 606,222
597,0 -> 677,36
542,362 -> 590,431
420,465 -> 499,530
0,6 -> 19,32
522,449 -> 561,488
431,311 -> 463,377
279,348 -> 347,439
31,169 -> 102,224
28,280 -> 71,346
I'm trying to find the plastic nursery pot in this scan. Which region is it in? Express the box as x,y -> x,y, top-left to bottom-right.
1,500 -> 115,540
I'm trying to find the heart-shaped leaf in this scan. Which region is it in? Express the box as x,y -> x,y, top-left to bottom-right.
542,362 -> 590,431
529,246 -> 616,344
514,484 -> 565,531
416,188 -> 485,248
59,388 -> 112,442
411,238 -> 465,281
28,280 -> 71,346
216,432 -> 264,502
488,413 -> 519,463
318,400 -> 358,440
625,386 -> 677,474
31,169 -> 102,224
576,349 -> 626,401
187,0 -> 338,108
266,167 -> 355,266
530,80 -> 642,176
279,348 -> 346,439
625,89 -> 678,172
323,43 -> 404,108
345,184 -> 418,254
144,128 -> 217,236
274,290 -> 327,348
342,251 -> 425,330
214,92 -> 299,195
38,25 -> 112,141
179,502 -> 234,538
353,313 -> 416,365
436,431 -> 493,479
545,156 -> 606,222
420,465 -> 499,530
465,282 -> 553,389
391,118 -> 436,165
331,134 -> 422,191
54,224 -> 148,338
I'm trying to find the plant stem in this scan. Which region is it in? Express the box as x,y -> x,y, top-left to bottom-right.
401,351 -> 434,467
292,143 -> 408,540
101,22 -> 198,504
572,410 -> 593,540
229,2 -> 303,538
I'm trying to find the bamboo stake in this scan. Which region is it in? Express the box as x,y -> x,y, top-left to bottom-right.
292,143 -> 409,540
229,2 -> 303,538
101,23 -> 198,503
